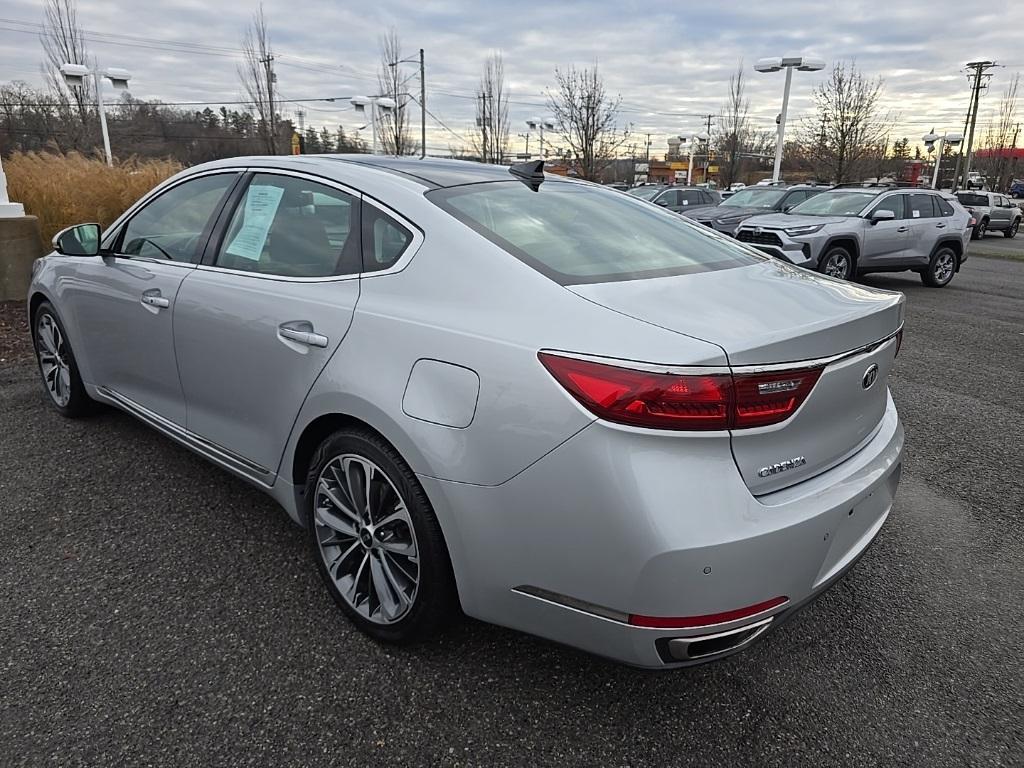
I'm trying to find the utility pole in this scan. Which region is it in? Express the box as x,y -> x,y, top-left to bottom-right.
952,60 -> 996,190
479,92 -> 489,163
259,52 -> 277,154
704,113 -> 714,184
419,49 -> 426,159
296,108 -> 306,154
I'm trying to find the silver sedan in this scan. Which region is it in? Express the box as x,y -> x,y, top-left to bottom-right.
29,156 -> 904,667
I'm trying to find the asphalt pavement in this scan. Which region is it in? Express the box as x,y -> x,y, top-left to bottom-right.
1,257 -> 1022,767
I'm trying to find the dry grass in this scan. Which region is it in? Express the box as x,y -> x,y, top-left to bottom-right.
5,151 -> 182,244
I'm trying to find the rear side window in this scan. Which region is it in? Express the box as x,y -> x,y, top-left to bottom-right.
428,180 -> 760,285
681,190 -> 703,206
909,194 -> 937,219
937,198 -> 954,216
215,174 -> 360,278
362,205 -> 413,273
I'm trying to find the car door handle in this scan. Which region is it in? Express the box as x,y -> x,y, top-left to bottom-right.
140,290 -> 170,309
935,222 -> 946,228
278,321 -> 328,348
896,226 -> 909,232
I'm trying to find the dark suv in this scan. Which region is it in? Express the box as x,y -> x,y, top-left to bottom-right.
684,184 -> 828,236
627,185 -> 721,214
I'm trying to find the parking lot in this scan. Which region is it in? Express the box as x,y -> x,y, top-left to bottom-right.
0,255 -> 1022,767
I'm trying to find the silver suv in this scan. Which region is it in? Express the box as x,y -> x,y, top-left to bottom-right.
736,186 -> 973,287
955,190 -> 1022,240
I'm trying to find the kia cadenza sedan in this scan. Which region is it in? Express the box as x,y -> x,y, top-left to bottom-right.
29,156 -> 904,667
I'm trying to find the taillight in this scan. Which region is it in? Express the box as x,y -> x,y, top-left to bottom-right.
538,352 -> 822,431
538,353 -> 731,430
629,596 -> 789,629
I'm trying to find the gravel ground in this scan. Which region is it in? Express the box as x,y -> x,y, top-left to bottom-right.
1,257 -> 1022,767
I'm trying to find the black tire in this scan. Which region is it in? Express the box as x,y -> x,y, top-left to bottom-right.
921,246 -> 957,288
817,246 -> 855,281
304,427 -> 458,644
971,219 -> 987,240
1004,219 -> 1019,239
31,301 -> 94,417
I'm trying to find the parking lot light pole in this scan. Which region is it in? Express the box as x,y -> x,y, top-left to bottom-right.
526,119 -> 555,161
60,63 -> 131,166
922,131 -> 964,188
352,96 -> 397,155
755,56 -> 825,183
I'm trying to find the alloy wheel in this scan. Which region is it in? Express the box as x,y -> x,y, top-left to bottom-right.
36,313 -> 71,408
823,251 -> 850,279
313,454 -> 420,625
933,250 -> 955,284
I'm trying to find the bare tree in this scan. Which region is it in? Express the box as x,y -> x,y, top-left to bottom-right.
238,5 -> 277,154
714,62 -> 751,187
547,65 -> 627,181
40,0 -> 92,147
800,61 -> 889,183
471,52 -> 510,163
377,29 -> 416,155
977,73 -> 1020,191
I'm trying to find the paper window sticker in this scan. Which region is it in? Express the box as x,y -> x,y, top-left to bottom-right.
225,185 -> 285,261
912,210 -> 920,218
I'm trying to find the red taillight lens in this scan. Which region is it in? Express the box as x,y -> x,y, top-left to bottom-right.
731,368 -> 823,429
629,596 -> 789,629
538,352 -> 731,430
539,353 -> 822,431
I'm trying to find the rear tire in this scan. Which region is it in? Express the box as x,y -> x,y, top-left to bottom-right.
921,247 -> 957,288
817,246 -> 855,281
971,219 -> 987,240
304,427 -> 458,644
1004,219 -> 1019,239
31,301 -> 94,418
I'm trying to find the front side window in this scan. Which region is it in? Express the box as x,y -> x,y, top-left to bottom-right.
870,194 -> 905,219
215,174 -> 359,277
428,180 -> 761,285
120,173 -> 237,262
681,190 -> 704,206
908,194 -> 937,219
789,190 -> 878,217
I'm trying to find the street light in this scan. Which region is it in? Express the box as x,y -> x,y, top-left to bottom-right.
352,96 -> 396,155
922,130 -> 964,189
676,133 -> 708,184
525,118 -> 555,161
754,55 -> 825,183
61,62 -> 131,166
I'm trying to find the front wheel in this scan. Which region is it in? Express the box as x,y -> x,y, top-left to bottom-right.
305,428 -> 458,644
32,301 -> 94,417
817,246 -> 855,281
1004,219 -> 1019,239
921,247 -> 957,288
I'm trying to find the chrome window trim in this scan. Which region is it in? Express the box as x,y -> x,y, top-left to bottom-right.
540,325 -> 901,376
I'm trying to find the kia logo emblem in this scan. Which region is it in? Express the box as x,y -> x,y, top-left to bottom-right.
862,363 -> 879,390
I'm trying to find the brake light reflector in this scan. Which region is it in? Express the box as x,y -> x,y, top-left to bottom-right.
538,352 -> 731,430
629,596 -> 789,629
539,352 -> 823,431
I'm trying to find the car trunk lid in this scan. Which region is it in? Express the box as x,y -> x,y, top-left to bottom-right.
569,260 -> 904,493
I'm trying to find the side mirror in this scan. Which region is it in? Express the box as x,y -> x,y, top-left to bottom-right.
53,223 -> 101,256
783,204 -> 795,213
655,198 -> 669,206
869,209 -> 896,224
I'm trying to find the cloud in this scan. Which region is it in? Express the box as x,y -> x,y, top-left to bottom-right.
2,0 -> 1022,155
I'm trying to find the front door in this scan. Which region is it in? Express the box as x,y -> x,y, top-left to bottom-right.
862,194 -> 909,268
63,172 -> 240,425
173,171 -> 369,479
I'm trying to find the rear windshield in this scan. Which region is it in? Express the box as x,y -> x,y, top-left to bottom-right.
956,192 -> 988,207
428,181 -> 762,285
789,190 -> 878,216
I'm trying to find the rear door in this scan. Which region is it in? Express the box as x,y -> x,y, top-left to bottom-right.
991,195 -> 1012,230
172,171 -> 417,481
862,193 -> 909,268
63,171 -> 240,425
906,193 -> 943,264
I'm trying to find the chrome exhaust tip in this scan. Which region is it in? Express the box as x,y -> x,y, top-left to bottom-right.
664,616 -> 774,662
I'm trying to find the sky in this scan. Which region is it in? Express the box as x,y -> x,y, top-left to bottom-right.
2,0 -> 1023,158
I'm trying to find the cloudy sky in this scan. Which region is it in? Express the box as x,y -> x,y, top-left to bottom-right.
2,0 -> 1022,157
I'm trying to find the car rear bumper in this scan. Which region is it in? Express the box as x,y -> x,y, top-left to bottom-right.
420,391 -> 904,668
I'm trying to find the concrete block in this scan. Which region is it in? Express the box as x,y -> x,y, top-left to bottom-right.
0,216 -> 44,301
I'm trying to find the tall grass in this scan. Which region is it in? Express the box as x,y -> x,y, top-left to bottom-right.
5,151 -> 182,244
